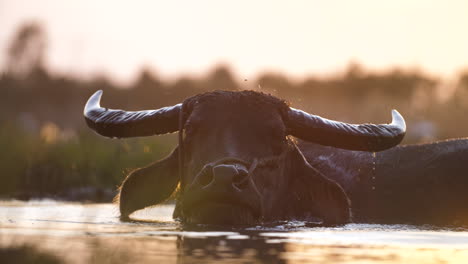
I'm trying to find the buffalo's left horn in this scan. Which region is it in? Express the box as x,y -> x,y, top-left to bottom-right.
84,90 -> 181,138
287,108 -> 406,152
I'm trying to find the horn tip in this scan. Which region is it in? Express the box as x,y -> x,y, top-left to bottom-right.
391,109 -> 406,132
84,90 -> 103,116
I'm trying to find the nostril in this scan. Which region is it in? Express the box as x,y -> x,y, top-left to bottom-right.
198,170 -> 213,187
233,171 -> 249,190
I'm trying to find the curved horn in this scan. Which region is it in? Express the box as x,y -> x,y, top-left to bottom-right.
84,90 -> 181,138
287,108 -> 406,151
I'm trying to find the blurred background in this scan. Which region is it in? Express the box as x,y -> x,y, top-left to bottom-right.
1,0 -> 468,202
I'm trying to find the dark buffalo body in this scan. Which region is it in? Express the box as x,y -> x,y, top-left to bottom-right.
84,90 -> 407,226
301,139 -> 468,226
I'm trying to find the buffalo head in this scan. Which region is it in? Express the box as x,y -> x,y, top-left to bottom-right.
84,90 -> 405,225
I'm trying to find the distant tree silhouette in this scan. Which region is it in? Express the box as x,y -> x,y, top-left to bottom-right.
131,67 -> 166,109
169,76 -> 199,103
5,22 -> 47,78
202,65 -> 239,92
453,71 -> 468,107
256,72 -> 293,99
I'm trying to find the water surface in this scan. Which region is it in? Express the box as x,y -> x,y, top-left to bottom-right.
1,200 -> 468,263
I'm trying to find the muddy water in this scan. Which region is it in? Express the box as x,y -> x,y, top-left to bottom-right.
2,201 -> 468,263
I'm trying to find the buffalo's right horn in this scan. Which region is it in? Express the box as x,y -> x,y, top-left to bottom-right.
287,108 -> 406,152
84,90 -> 181,138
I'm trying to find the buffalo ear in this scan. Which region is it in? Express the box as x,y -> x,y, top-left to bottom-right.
118,147 -> 179,220
290,146 -> 351,225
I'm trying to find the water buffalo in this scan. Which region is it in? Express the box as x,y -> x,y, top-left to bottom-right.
300,139 -> 468,226
84,90 -> 405,225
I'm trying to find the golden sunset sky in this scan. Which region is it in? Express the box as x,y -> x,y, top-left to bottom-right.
1,0 -> 468,83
